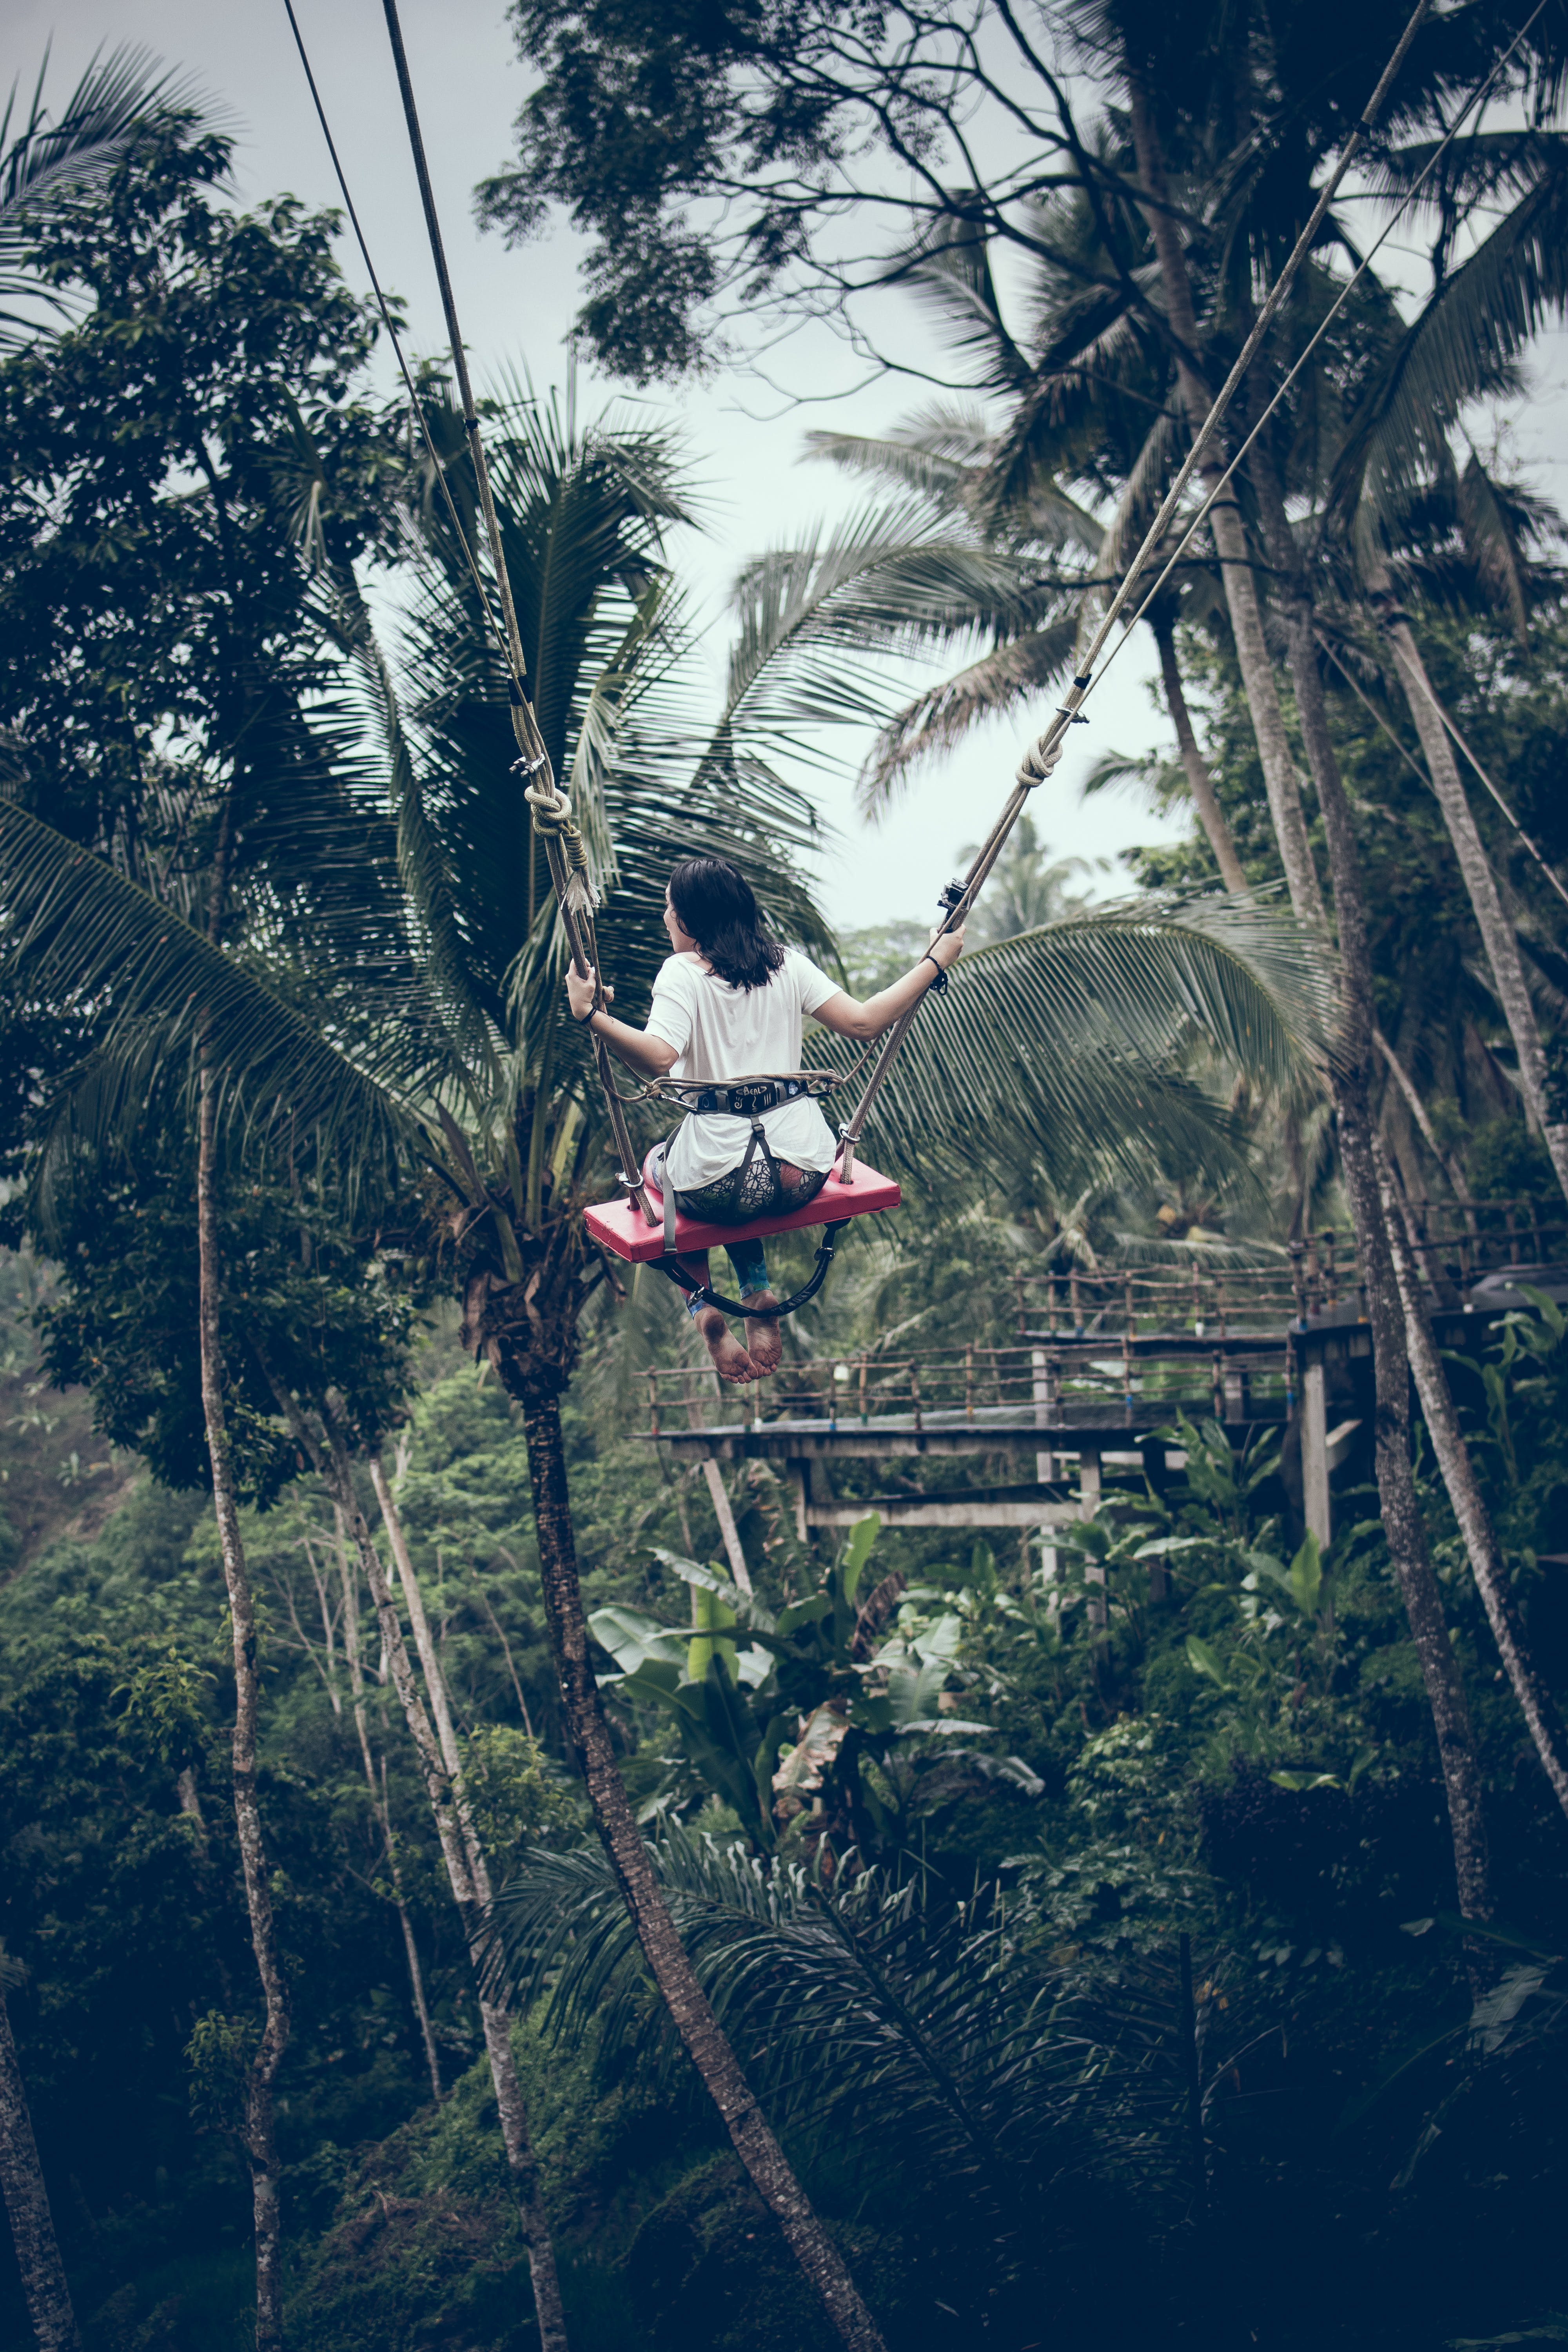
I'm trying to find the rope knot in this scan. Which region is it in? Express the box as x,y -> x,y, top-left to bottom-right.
524,781 -> 572,835
1015,733 -> 1067,791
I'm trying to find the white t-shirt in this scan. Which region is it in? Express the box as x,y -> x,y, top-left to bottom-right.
645,947 -> 841,1191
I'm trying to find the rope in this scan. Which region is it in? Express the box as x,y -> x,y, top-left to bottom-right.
279,0 -> 505,654
1096,0 -> 1550,675
838,0 -> 1549,1176
285,0 -> 653,1221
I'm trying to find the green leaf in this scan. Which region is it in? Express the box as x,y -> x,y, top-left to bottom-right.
587,1605 -> 688,1677
840,1513 -> 882,1608
1185,1634 -> 1229,1688
1289,1532 -> 1323,1619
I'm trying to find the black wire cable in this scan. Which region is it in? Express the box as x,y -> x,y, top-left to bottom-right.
279,0 -> 506,653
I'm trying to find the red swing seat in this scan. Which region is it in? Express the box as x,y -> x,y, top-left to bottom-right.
584,1160 -> 901,1264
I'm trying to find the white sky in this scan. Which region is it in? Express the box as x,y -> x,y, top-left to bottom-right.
10,1 -> 1568,929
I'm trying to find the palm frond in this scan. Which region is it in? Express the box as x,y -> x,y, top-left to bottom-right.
1456,450 -> 1536,642
827,895 -> 1337,1196
1329,140 -> 1568,526
0,800 -> 416,1173
856,619 -> 1082,817
802,404 -> 995,511
0,45 -> 214,347
720,504 -> 1054,748
486,1829 -> 1101,2191
877,216 -> 1034,393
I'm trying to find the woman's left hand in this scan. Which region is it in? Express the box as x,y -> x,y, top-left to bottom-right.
566,965 -> 609,1022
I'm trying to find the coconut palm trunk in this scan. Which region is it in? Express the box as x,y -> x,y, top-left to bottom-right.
334,1515 -> 445,2102
1148,601 -> 1247,890
1211,469 -> 1490,1914
0,1985 -> 80,2352
196,1055 -> 290,2350
265,1397 -> 569,2352
510,1383 -> 887,2352
1244,438 -> 1568,1837
1126,81 -> 1325,928
1119,110 -> 1494,1916
1370,1135 -> 1568,1819
1361,555 -> 1568,1200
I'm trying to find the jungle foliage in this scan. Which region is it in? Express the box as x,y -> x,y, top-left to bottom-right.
2,7 -> 1568,2351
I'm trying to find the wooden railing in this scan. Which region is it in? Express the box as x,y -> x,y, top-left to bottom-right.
646,1198 -> 1564,1442
646,1334 -> 1294,1437
1013,1197 -> 1568,1338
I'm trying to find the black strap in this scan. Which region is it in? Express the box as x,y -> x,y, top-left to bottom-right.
655,1221 -> 849,1321
655,1074 -> 831,1117
657,1118 -> 777,1259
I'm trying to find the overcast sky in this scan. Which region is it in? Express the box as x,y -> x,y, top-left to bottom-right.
10,1 -> 1567,930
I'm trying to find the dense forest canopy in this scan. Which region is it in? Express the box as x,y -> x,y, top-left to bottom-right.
2,7 -> 1568,2351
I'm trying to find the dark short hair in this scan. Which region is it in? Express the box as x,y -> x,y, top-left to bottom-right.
667,857 -> 786,993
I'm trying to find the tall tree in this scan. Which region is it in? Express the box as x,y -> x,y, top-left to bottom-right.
0,338 -> 1334,2349
0,1959 -> 79,2352
0,117 -> 426,2349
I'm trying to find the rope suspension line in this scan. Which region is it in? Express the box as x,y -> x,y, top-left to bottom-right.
289,0 -> 1546,1269
1318,631 -> 1568,916
836,0 -> 1552,1174
287,0 -> 653,1223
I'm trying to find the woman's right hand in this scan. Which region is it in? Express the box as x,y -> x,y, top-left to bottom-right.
927,926 -> 965,970
566,964 -> 608,1021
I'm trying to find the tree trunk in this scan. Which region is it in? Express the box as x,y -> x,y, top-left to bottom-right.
0,1991 -> 80,2352
196,1062 -> 289,2351
1363,557 -> 1568,1200
1337,1087 -> 1494,1920
335,1514 -> 445,2103
1126,82 -> 1324,928
1372,1136 -> 1568,1822
1149,604 -> 1248,891
319,1446 -> 568,2352
1374,1027 -> 1475,1212
1237,454 -> 1496,1917
515,1389 -> 887,2352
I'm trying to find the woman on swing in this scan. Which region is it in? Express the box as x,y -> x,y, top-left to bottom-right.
566,856 -> 964,1384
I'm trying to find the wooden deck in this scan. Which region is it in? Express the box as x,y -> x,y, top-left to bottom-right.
640,1203 -> 1568,1547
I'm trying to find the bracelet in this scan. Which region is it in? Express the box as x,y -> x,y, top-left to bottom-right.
577,1003 -> 595,1026
922,951 -> 949,994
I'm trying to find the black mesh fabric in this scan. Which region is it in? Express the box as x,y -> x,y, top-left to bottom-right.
655,1141 -> 829,1225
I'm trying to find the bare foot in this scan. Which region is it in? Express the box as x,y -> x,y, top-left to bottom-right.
744,1292 -> 783,1376
694,1305 -> 757,1384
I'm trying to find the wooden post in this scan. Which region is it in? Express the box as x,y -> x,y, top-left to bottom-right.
1031,1348 -> 1055,1483
1079,1447 -> 1105,1629
1142,1439 -> 1169,1602
788,1460 -> 808,1545
1301,1350 -> 1331,1547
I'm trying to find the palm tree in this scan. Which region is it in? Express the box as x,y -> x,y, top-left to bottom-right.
790,11 -> 1534,1915
1077,0 -> 1568,1865
1324,135 -> 1568,1198
0,365 -> 1336,2350
0,43 -> 203,348
804,206 -> 1246,890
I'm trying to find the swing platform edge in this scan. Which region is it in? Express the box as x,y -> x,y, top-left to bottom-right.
584,1165 -> 901,1263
